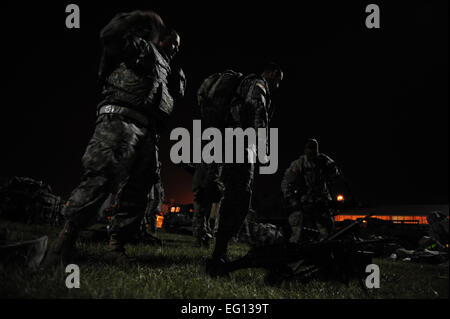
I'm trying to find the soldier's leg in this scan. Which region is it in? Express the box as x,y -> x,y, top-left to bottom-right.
45,115 -> 145,265
193,188 -> 213,245
192,188 -> 204,239
142,186 -> 156,234
208,201 -> 221,236
148,182 -> 163,234
288,210 -> 304,243
108,132 -> 157,252
49,174 -> 111,262
212,163 -> 254,259
316,213 -> 335,240
136,184 -> 162,245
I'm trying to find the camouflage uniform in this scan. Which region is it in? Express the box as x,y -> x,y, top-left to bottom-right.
139,152 -> 164,235
49,12 -> 177,261
191,163 -> 212,244
213,74 -> 271,259
281,153 -> 341,242
179,162 -> 222,246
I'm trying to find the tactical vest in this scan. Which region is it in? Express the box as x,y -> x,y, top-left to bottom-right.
98,40 -> 174,131
228,74 -> 271,129
298,154 -> 333,203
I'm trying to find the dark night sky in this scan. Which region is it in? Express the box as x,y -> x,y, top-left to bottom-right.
1,1 -> 448,209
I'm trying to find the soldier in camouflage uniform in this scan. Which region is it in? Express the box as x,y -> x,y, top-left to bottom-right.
45,11 -> 184,265
206,63 -> 283,276
142,159 -> 164,235
192,163 -> 224,247
130,155 -> 164,246
178,163 -> 223,247
281,139 -> 342,243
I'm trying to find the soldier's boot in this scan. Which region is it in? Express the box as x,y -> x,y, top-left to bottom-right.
103,234 -> 135,264
194,233 -> 211,248
129,230 -> 162,246
202,233 -> 213,248
288,211 -> 304,243
138,232 -> 162,246
205,235 -> 230,277
193,237 -> 203,248
43,221 -> 78,267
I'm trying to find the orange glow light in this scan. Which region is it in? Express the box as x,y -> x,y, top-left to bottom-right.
170,207 -> 175,213
334,215 -> 428,224
175,206 -> 181,213
156,215 -> 164,228
337,195 -> 344,202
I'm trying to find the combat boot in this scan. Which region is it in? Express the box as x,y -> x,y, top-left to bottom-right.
103,234 -> 135,264
205,255 -> 230,278
193,237 -> 202,248
43,221 -> 78,267
194,235 -> 210,248
130,231 -> 162,246
206,234 -> 231,277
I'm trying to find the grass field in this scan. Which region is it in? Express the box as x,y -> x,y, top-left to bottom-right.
0,219 -> 448,299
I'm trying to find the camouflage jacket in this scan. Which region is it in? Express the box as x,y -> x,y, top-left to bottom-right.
227,74 -> 272,151
228,74 -> 271,130
98,35 -> 174,132
281,154 -> 341,205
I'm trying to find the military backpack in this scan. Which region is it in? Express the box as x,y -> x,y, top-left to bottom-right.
197,70 -> 244,128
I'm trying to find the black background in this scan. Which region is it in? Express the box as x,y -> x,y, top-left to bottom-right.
1,1 -> 448,210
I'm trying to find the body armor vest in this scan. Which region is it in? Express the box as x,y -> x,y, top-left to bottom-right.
98,40 -> 174,131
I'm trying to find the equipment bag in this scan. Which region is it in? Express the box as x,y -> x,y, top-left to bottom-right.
197,70 -> 243,128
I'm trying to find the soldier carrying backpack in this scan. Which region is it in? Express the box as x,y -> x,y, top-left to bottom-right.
197,63 -> 284,277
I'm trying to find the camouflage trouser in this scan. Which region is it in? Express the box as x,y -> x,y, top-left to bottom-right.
192,188 -> 212,239
192,165 -> 213,239
62,114 -> 158,243
143,180 -> 164,234
216,163 -> 254,240
288,211 -> 304,243
288,204 -> 335,243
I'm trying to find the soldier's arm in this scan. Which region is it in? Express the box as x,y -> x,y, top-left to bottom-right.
245,79 -> 269,130
324,156 -> 342,181
245,79 -> 269,154
122,36 -> 156,73
100,11 -> 150,44
99,11 -> 157,73
168,67 -> 187,100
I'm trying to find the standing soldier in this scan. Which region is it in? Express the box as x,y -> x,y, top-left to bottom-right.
143,160 -> 164,235
45,10 -> 183,265
281,139 -> 342,243
135,157 -> 164,245
178,163 -> 223,248
204,63 -> 283,276
192,163 -> 224,247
